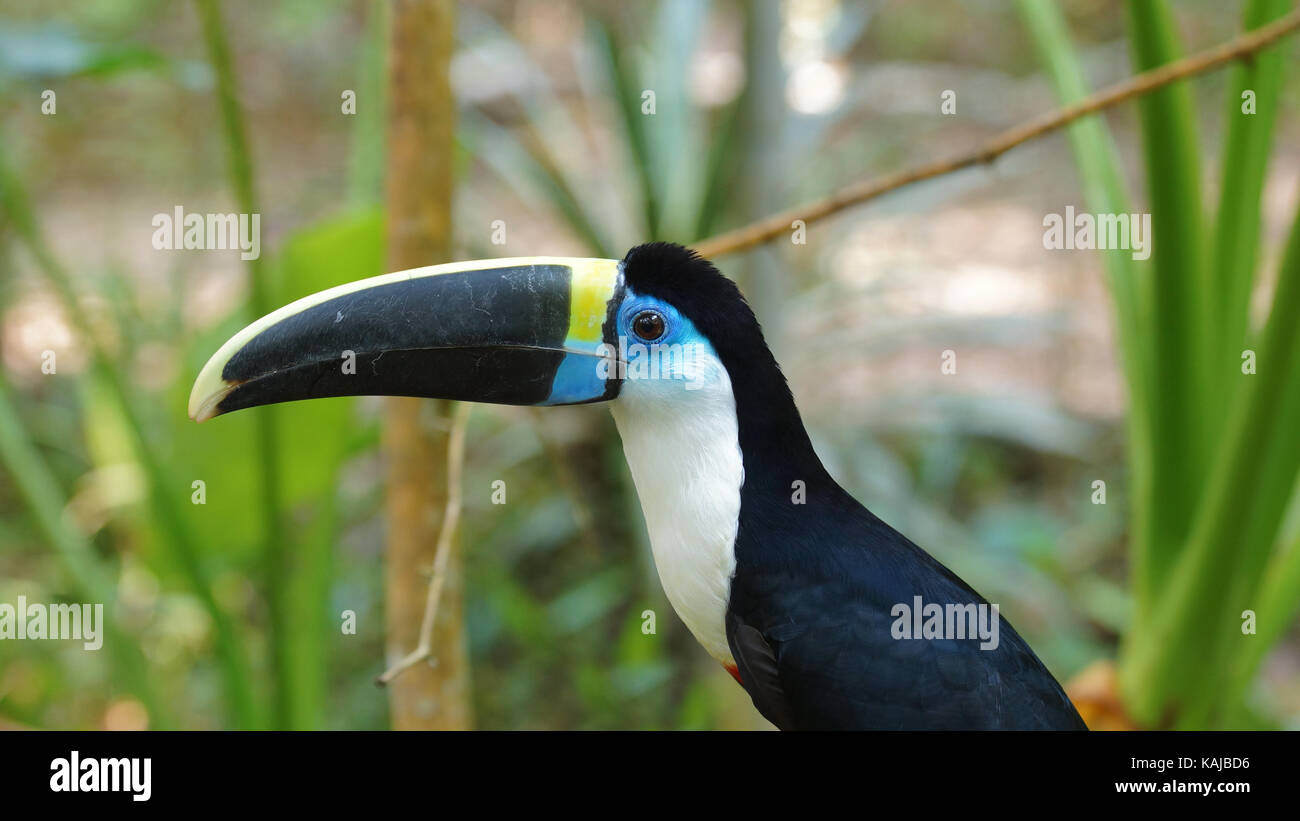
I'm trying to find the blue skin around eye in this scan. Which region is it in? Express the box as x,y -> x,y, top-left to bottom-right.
541,288 -> 715,405
615,289 -> 717,386
616,289 -> 706,350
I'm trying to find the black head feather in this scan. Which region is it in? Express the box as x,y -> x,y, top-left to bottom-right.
619,242 -> 833,492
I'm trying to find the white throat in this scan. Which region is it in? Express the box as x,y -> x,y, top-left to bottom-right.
609,367 -> 744,665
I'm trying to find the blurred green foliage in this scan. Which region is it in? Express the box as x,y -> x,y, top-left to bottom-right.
0,0 -> 1296,730
1021,0 -> 1300,728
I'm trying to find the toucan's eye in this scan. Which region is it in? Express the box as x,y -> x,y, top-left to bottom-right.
632,310 -> 666,342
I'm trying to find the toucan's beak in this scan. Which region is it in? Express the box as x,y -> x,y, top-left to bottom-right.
188,257 -> 624,422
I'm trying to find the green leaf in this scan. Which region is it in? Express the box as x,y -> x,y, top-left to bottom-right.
0,23 -> 169,83
1208,0 -> 1290,413
1124,188 -> 1300,727
1016,0 -> 1153,616
1124,0 -> 1213,595
589,13 -> 660,239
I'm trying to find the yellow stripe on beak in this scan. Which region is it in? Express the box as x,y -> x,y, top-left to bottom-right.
565,259 -> 622,345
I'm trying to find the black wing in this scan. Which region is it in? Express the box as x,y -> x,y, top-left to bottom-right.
726,610 -> 796,730
727,498 -> 1086,731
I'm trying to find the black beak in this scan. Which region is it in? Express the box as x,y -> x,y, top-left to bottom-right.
189,257 -> 624,421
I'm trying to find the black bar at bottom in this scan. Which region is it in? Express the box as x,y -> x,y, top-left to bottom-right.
0,730 -> 1284,808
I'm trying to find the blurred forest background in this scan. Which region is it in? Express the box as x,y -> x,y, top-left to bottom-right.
1,0 -> 1298,730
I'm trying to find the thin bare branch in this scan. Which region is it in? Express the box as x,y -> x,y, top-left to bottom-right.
377,401 -> 473,686
695,7 -> 1300,259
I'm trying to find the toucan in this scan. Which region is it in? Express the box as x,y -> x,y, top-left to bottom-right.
190,241 -> 1087,730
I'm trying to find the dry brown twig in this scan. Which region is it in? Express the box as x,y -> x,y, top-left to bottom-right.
694,7 -> 1300,259
377,401 -> 473,686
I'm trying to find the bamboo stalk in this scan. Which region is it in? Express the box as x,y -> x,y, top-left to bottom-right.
381,0 -> 471,730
